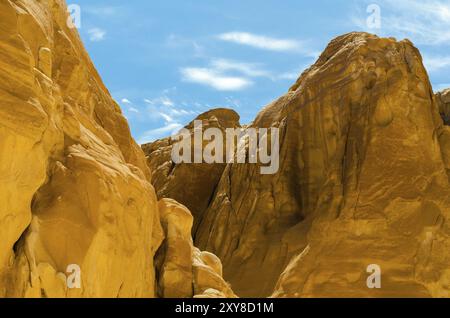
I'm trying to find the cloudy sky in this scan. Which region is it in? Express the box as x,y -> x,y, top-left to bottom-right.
73,0 -> 450,143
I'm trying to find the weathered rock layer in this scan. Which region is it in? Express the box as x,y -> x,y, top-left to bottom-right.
143,108 -> 241,233
148,33 -> 450,297
0,0 -> 232,298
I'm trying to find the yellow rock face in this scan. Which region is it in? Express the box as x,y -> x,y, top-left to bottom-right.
153,33 -> 450,297
2,0 -> 449,300
142,108 -> 241,233
0,0 -> 162,297
0,0 -> 235,299
155,199 -> 236,298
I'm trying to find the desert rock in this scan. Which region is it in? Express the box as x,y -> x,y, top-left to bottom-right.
191,33 -> 450,297
142,108 -> 241,233
0,0 -> 162,298
155,199 -> 236,298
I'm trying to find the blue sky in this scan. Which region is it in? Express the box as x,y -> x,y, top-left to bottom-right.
73,0 -> 450,143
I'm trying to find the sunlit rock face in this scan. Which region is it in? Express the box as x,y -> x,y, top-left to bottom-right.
142,108 -> 241,234
0,0 -> 235,299
2,0 -> 449,300
0,0 -> 163,297
155,199 -> 236,298
172,33 -> 449,297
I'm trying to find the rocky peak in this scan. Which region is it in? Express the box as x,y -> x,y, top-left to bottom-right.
142,108 -> 241,234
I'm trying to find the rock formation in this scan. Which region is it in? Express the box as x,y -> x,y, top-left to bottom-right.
437,89 -> 450,125
436,88 -> 450,188
147,33 -> 450,298
142,108 -> 241,233
2,0 -> 450,300
0,0 -> 232,298
155,199 -> 236,298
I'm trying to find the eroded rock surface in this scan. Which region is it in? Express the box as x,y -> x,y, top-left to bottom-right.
155,199 -> 236,298
0,0 -> 234,299
436,89 -> 450,125
142,108 -> 241,233
191,33 -> 450,297
0,0 -> 162,297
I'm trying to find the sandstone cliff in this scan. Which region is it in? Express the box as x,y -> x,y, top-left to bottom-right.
2,0 -> 450,300
147,33 -> 450,297
437,89 -> 450,125
0,0 -> 232,298
142,108 -> 241,233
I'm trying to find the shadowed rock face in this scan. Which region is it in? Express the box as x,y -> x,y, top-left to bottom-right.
142,108 -> 241,234
436,89 -> 450,182
0,0 -> 233,298
149,33 -> 450,297
437,89 -> 450,125
2,0 -> 449,299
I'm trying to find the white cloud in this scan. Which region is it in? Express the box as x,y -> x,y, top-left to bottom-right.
88,28 -> 106,42
211,59 -> 272,78
138,123 -> 184,144
165,34 -> 206,58
85,6 -> 122,17
144,96 -> 174,107
218,32 -> 318,56
180,57 -> 308,90
159,112 -> 174,123
128,107 -> 139,113
423,55 -> 450,72
121,98 -> 132,104
181,67 -> 252,91
352,0 -> 450,45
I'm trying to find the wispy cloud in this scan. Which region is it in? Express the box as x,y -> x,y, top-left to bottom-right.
144,96 -> 175,107
119,98 -> 140,114
165,34 -> 206,58
352,0 -> 450,46
138,123 -> 184,144
181,67 -> 252,91
138,93 -> 200,143
84,5 -> 125,18
211,59 -> 272,78
88,28 -> 106,42
218,32 -> 318,56
423,55 -> 450,72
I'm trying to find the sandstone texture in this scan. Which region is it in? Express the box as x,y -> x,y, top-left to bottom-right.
149,33 -> 450,298
436,88 -> 450,125
2,0 -> 450,300
0,0 -> 232,298
142,108 -> 241,233
155,199 -> 235,298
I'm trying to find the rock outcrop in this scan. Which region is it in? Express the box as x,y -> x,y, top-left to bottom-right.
436,89 -> 450,182
2,0 -> 449,300
436,89 -> 450,125
0,0 -> 161,297
155,199 -> 236,298
0,0 -> 232,298
149,33 -> 450,297
142,108 -> 241,233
